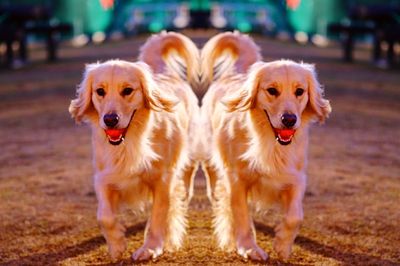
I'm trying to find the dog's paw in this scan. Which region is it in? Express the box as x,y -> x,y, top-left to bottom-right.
132,245 -> 163,262
273,222 -> 297,260
237,245 -> 268,262
273,236 -> 292,260
108,238 -> 127,260
104,223 -> 127,260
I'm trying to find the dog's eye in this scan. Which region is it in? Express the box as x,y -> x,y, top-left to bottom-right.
96,88 -> 105,97
295,88 -> 304,97
122,87 -> 133,96
267,87 -> 278,96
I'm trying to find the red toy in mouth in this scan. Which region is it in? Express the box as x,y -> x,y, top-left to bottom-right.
105,128 -> 126,145
263,109 -> 296,145
274,128 -> 296,145
103,110 -> 136,146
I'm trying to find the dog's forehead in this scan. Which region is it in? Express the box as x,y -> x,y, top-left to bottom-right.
92,63 -> 142,85
259,63 -> 308,86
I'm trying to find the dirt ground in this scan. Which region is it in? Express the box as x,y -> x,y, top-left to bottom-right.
0,31 -> 399,265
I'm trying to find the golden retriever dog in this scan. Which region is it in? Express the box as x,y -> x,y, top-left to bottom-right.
200,32 -> 331,261
69,32 -> 200,262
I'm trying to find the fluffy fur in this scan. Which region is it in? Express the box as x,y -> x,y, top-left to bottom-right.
200,32 -> 331,261
69,32 -> 200,262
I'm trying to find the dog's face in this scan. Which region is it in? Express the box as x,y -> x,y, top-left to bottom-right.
255,62 -> 310,145
90,63 -> 144,145
69,60 -> 178,145
224,61 -> 331,145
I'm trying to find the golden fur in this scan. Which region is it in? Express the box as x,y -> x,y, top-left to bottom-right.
200,32 -> 331,261
69,32 -> 200,262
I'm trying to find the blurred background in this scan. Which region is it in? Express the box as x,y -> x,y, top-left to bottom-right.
1,0 -> 400,69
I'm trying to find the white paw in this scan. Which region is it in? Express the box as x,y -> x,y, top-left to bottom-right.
132,245 -> 163,262
237,245 -> 268,262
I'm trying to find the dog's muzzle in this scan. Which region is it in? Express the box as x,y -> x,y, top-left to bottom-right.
264,110 -> 296,145
104,110 -> 136,146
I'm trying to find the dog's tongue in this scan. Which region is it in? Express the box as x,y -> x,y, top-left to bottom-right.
276,129 -> 296,142
105,129 -> 125,141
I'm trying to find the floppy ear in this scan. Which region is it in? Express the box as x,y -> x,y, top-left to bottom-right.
69,63 -> 98,123
136,62 -> 179,112
221,62 -> 263,112
303,63 -> 331,123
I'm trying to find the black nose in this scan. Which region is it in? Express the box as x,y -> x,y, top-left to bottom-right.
281,113 -> 297,128
103,113 -> 119,128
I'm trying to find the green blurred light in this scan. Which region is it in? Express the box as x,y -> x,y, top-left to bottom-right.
149,21 -> 164,33
237,21 -> 252,33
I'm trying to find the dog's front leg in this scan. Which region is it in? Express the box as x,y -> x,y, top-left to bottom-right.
132,177 -> 170,262
274,179 -> 306,259
95,178 -> 126,260
231,178 -> 269,262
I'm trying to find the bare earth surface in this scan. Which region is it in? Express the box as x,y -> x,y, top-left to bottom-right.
0,31 -> 399,265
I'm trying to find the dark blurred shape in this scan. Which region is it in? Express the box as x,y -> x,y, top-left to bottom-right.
328,0 -> 400,68
189,0 -> 211,29
0,1 -> 71,68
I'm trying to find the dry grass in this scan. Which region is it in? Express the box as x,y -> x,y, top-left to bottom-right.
0,31 -> 399,265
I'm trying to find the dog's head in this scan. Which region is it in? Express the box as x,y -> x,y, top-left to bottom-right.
223,60 -> 331,145
69,60 -> 178,145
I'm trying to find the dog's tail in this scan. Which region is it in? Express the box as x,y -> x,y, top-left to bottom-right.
139,31 -> 200,91
199,31 -> 261,97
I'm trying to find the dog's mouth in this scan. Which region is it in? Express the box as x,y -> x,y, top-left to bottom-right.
105,128 -> 127,145
264,110 -> 296,145
274,128 -> 296,145
104,110 -> 136,146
